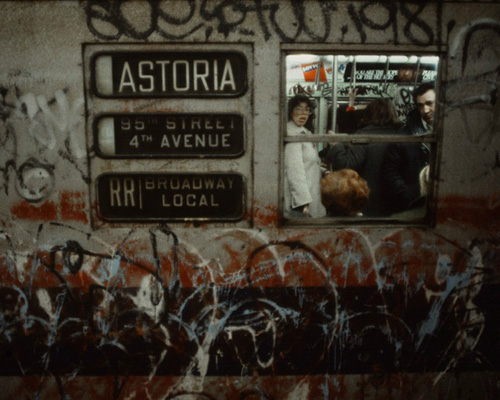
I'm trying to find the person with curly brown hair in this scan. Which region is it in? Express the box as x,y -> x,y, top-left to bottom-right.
320,169 -> 370,216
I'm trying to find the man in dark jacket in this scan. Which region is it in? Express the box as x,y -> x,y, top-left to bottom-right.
326,98 -> 403,217
382,82 -> 435,215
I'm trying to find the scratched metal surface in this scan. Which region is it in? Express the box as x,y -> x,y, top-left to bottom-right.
0,1 -> 499,399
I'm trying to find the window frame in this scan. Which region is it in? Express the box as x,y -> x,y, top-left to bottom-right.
280,44 -> 446,227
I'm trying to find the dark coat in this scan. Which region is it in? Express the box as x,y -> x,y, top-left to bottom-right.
381,142 -> 430,215
379,109 -> 430,215
326,124 -> 400,216
404,108 -> 427,135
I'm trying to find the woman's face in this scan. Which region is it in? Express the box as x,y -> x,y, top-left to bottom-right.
291,101 -> 311,127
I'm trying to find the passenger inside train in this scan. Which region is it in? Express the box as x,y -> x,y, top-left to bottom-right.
283,94 -> 326,218
325,97 -> 404,217
284,54 -> 439,223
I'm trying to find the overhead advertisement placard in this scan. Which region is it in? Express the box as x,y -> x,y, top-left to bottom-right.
95,113 -> 245,158
92,51 -> 248,98
344,62 -> 438,83
97,173 -> 245,221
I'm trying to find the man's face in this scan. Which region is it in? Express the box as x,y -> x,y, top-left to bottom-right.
416,89 -> 436,126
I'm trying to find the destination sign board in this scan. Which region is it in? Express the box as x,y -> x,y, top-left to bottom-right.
92,51 -> 247,97
96,113 -> 245,158
97,173 -> 245,221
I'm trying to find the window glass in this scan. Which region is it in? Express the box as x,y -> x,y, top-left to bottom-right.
283,53 -> 440,224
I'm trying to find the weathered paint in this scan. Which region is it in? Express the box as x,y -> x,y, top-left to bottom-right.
1,1 -> 499,399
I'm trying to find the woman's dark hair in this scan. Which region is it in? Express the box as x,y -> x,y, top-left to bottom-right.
287,95 -> 316,131
358,98 -> 402,129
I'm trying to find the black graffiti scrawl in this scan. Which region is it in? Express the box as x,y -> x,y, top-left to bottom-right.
84,0 -> 441,45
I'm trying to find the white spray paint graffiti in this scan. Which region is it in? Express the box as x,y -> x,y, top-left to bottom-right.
0,223 -> 495,398
1,87 -> 87,200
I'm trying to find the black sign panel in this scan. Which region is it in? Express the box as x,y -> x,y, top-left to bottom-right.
92,51 -> 247,98
97,173 -> 245,221
344,62 -> 438,83
96,113 -> 245,158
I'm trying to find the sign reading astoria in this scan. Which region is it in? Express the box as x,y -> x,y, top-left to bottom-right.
92,51 -> 248,97
97,173 -> 245,221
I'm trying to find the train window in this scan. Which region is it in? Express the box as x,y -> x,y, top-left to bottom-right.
282,52 -> 440,226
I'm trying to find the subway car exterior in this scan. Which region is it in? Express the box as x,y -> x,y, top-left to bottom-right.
1,1 -> 499,399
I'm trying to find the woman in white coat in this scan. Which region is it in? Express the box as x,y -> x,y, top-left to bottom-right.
284,95 -> 326,218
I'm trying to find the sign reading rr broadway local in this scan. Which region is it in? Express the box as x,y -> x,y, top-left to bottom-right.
97,173 -> 245,221
96,113 -> 244,157
92,51 -> 247,97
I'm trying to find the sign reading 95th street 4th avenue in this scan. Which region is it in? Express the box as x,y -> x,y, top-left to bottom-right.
96,113 -> 245,158
97,173 -> 245,221
92,51 -> 247,97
